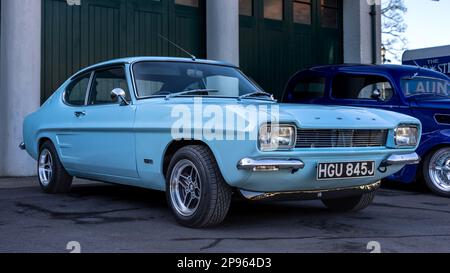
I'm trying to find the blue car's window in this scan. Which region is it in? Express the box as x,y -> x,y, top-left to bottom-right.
89,67 -> 130,105
286,76 -> 326,102
401,77 -> 450,99
332,74 -> 394,101
133,62 -> 264,98
65,73 -> 90,106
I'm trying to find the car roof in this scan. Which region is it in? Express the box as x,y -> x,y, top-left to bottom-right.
305,64 -> 449,79
71,57 -> 236,79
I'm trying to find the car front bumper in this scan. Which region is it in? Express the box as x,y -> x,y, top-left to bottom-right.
237,153 -> 419,172
231,152 -> 420,192
383,153 -> 420,166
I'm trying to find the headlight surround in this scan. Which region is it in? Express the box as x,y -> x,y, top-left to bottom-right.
259,124 -> 296,151
394,125 -> 419,147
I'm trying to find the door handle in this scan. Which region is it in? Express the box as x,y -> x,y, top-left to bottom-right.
74,111 -> 86,117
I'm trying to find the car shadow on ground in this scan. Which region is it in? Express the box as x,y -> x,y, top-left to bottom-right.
65,183 -> 363,228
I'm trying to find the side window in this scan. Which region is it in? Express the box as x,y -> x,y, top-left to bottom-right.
288,76 -> 326,101
65,73 -> 91,106
332,74 -> 394,101
89,67 -> 130,105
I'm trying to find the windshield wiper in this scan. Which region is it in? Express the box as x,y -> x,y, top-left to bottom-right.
238,91 -> 275,101
165,89 -> 218,100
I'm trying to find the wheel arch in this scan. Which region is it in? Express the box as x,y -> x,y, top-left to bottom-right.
35,135 -> 60,160
38,137 -> 53,150
419,143 -> 450,161
162,140 -> 218,178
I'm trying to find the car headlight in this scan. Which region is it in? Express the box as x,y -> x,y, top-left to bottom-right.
395,125 -> 419,147
259,124 -> 296,151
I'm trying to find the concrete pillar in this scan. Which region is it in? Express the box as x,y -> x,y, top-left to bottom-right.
0,0 -> 41,176
343,0 -> 382,64
206,0 -> 239,66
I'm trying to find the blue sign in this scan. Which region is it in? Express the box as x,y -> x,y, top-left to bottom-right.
403,56 -> 450,77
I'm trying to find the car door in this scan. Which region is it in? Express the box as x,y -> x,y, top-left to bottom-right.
69,66 -> 138,182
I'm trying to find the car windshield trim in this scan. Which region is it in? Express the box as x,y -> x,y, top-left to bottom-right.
130,60 -> 271,100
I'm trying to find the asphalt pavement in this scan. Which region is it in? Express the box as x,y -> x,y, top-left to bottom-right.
0,177 -> 449,253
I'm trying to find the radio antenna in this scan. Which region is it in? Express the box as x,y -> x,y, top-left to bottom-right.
159,34 -> 196,61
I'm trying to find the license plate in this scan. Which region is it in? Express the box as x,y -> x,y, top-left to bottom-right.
317,161 -> 375,180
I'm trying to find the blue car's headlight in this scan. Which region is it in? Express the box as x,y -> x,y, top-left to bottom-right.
395,125 -> 419,147
259,124 -> 296,151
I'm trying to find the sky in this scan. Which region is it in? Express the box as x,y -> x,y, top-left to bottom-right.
404,0 -> 450,50
388,0 -> 450,63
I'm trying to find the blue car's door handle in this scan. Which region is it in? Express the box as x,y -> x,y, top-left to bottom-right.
74,111 -> 86,117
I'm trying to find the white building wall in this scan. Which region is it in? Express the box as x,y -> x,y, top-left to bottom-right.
206,0 -> 240,66
343,0 -> 382,64
0,0 -> 41,176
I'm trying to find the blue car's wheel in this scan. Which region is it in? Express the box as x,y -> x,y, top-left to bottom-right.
424,147 -> 450,197
37,141 -> 73,194
166,145 -> 232,228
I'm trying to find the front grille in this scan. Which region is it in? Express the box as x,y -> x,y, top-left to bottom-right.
295,129 -> 388,148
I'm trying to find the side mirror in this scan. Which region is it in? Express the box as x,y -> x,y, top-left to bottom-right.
371,89 -> 382,100
111,88 -> 129,105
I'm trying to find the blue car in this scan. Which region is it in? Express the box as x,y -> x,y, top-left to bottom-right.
283,64 -> 450,197
22,58 -> 421,227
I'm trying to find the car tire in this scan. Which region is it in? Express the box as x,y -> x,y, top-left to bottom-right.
166,145 -> 232,228
422,147 -> 450,197
38,141 -> 73,193
322,191 -> 376,212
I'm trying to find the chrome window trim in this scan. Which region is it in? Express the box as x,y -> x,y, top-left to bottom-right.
85,72 -> 95,105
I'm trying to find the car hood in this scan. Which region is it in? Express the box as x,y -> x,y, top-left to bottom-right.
275,103 -> 418,129
412,99 -> 450,110
184,99 -> 420,129
138,98 -> 420,130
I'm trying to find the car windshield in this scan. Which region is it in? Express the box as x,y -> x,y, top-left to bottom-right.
401,76 -> 450,100
133,61 -> 268,99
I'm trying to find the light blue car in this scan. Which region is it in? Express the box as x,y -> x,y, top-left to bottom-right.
22,57 -> 421,227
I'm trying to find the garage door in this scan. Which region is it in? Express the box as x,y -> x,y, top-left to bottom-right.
42,0 -> 205,101
239,0 -> 343,98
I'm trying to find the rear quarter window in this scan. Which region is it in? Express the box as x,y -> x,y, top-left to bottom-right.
286,76 -> 326,101
65,74 -> 91,106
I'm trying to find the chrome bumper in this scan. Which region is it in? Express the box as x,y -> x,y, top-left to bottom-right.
19,142 -> 26,150
384,153 -> 420,166
237,158 -> 305,172
240,181 -> 381,201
